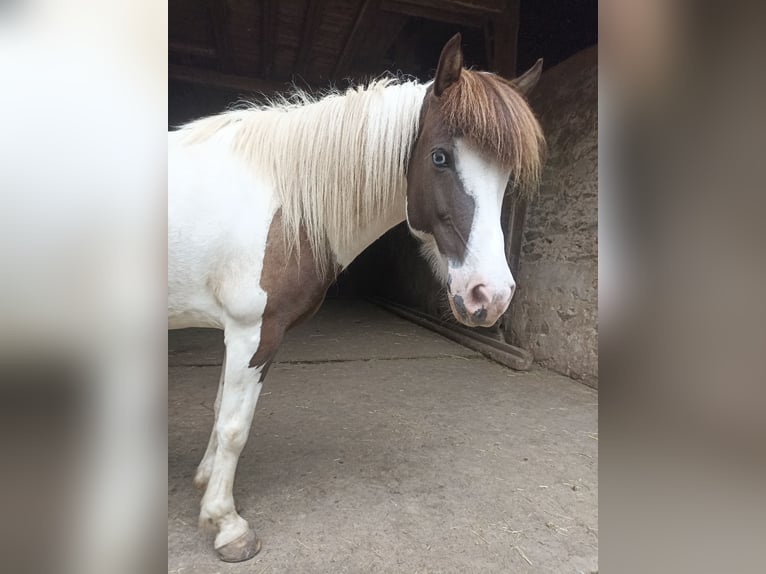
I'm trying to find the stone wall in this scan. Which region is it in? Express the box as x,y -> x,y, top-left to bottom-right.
506,46 -> 598,386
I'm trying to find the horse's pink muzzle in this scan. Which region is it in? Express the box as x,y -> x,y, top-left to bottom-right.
447,270 -> 515,327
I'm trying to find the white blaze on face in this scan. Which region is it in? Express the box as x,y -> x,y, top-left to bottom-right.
449,138 -> 516,326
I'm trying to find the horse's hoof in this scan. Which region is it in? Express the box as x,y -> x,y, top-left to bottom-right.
216,529 -> 262,562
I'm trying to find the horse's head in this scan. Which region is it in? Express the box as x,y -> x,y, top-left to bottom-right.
406,34 -> 545,328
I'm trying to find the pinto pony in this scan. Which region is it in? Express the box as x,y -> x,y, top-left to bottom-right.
168,34 -> 544,561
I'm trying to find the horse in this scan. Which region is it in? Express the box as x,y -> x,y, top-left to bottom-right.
168,33 -> 545,562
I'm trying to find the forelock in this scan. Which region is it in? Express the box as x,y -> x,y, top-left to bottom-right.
438,69 -> 546,194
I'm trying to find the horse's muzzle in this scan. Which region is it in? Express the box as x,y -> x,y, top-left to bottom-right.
447,279 -> 515,327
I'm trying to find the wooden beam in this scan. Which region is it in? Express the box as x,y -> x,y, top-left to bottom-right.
295,0 -> 326,76
488,2 -> 524,281
386,0 -> 504,15
334,0 -> 378,79
369,12 -> 410,66
380,0 -> 488,27
488,0 -> 519,77
260,0 -> 276,77
503,192 -> 527,277
371,298 -> 533,371
168,41 -> 217,59
209,0 -> 232,72
169,64 -> 289,95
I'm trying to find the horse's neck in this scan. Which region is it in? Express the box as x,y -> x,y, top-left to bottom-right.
321,81 -> 425,269
251,79 -> 425,271
330,190 -> 407,269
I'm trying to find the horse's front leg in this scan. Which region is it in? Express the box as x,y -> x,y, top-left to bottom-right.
198,323 -> 267,562
193,348 -> 225,490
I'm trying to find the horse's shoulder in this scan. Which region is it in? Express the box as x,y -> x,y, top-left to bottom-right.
261,213 -> 334,328
249,213 -> 333,369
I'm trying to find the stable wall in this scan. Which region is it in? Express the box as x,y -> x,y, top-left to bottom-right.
506,47 -> 598,387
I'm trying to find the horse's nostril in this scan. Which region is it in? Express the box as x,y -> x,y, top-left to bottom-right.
471,284 -> 490,306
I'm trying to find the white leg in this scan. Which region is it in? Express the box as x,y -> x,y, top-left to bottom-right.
199,324 -> 264,561
193,348 -> 226,490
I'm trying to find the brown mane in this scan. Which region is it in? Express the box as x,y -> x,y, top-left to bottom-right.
438,70 -> 545,193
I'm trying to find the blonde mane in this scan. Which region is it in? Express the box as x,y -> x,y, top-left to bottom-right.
178,79 -> 427,276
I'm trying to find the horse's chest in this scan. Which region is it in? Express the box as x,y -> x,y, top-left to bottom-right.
249,214 -> 335,369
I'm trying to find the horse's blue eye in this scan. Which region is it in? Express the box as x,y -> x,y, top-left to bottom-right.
432,151 -> 448,166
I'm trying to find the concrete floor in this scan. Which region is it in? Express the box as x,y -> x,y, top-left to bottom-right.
169,299 -> 598,573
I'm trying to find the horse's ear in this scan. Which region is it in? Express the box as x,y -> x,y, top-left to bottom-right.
512,58 -> 544,95
434,33 -> 463,97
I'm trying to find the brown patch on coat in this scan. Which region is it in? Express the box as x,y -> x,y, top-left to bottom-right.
406,87 -> 475,265
249,212 -> 337,377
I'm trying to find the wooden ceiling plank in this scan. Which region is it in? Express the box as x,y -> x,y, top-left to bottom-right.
484,1 -> 525,278
169,41 -> 217,59
380,0 -> 484,27
371,13 -> 409,65
438,0 -> 508,14
209,0 -> 232,72
334,0 -> 378,79
295,0 -> 326,76
389,0 -> 504,15
424,0 -> 504,13
169,63 -> 289,95
488,0 -> 519,77
260,0 -> 276,76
